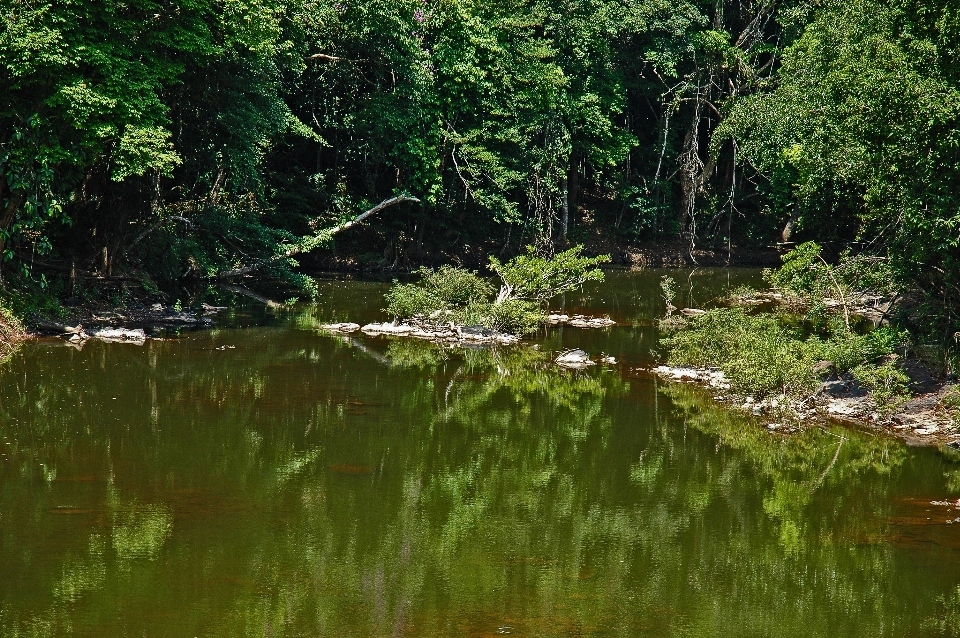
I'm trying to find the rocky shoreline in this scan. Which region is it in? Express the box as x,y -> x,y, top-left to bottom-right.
319,313 -> 617,347
652,364 -> 960,448
26,302 -> 224,345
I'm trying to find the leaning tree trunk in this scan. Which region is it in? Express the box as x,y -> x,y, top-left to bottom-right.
218,194 -> 420,279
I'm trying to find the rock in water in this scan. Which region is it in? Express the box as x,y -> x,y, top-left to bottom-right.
361,323 -> 415,336
555,349 -> 595,368
319,323 -> 361,334
87,328 -> 147,344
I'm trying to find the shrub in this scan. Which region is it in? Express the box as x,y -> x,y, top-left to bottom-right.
821,324 -> 906,372
661,307 -> 905,400
0,298 -> 27,362
852,362 -> 910,411
488,245 -> 609,302
482,298 -> 542,335
662,308 -> 823,397
764,242 -> 832,298
384,266 -> 494,321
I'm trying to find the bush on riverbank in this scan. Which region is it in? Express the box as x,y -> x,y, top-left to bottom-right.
661,243 -> 911,405
0,299 -> 26,361
661,308 -> 906,400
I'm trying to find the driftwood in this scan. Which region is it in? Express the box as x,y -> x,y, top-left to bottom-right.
219,195 -> 420,279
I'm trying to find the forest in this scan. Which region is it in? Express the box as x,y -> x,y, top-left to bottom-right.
3,0 -> 960,340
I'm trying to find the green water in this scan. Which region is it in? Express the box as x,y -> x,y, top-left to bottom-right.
2,269 -> 960,637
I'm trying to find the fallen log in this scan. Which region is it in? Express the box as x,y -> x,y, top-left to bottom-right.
33,320 -> 83,335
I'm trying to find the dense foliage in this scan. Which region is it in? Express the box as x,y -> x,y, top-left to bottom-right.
384,244 -> 607,334
662,306 -> 908,403
3,0 -> 959,339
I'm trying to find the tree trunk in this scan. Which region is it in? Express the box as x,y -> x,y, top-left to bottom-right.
219,195 -> 419,279
0,193 -> 24,259
567,159 -> 579,237
782,215 -> 795,243
560,177 -> 569,244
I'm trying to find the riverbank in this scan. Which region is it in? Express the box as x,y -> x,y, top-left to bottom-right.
651,364 -> 960,448
0,302 -> 27,360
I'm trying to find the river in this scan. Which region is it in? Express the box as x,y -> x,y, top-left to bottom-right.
1,269 -> 959,637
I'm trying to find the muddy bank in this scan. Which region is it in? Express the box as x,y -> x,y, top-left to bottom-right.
651,364 -> 960,448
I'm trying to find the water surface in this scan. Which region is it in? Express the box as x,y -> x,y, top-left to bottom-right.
2,269 -> 960,637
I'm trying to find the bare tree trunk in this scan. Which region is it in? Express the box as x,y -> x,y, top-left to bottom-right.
781,215 -> 796,243
568,160 -> 579,236
560,176 -> 569,244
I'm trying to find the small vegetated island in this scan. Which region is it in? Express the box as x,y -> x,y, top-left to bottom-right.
325,245 -> 612,352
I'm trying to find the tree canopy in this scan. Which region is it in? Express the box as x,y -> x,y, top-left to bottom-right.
3,0 -> 960,336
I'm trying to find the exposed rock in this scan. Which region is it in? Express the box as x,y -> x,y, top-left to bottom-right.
900,359 -> 939,394
555,349 -> 595,368
819,374 -> 867,398
654,365 -> 730,390
319,322 -> 361,334
825,397 -> 869,418
600,355 -> 617,364
650,363 -> 960,444
460,325 -> 495,337
87,327 -> 147,344
821,379 -> 850,397
360,322 -> 519,345
679,308 -> 706,317
545,313 -> 616,328
362,322 -> 415,336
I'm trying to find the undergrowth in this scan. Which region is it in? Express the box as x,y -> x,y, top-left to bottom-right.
661,308 -> 906,400
660,242 -> 912,409
0,294 -> 27,362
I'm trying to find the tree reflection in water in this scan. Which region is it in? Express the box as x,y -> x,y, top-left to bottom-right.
0,325 -> 957,637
